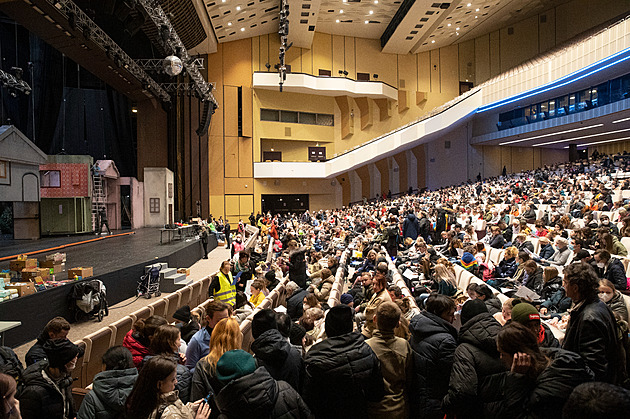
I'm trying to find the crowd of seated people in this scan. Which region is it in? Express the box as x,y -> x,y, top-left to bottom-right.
6,152 -> 630,418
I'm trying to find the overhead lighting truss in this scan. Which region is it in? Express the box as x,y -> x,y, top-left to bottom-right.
0,68 -> 32,96
136,0 -> 217,107
277,0 -> 291,92
43,0 -> 171,102
136,57 -> 205,72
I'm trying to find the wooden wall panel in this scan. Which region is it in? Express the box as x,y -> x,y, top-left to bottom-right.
302,45 -> 313,75
398,53 -> 418,92
538,8 -> 556,54
332,35 -> 345,76
240,195 -> 254,217
489,31 -> 501,77
241,86 -> 253,138
417,51 -> 431,93
252,37 -> 260,72
224,136 -> 239,178
440,45 -> 459,97
354,165 -> 371,200
287,46 -> 302,73
225,195 -> 240,218
223,39 -> 252,86
355,38 -> 397,87
136,99 -> 168,181
258,35 -> 269,73
500,15 -> 539,71
225,177 -> 253,194
344,37 -> 356,79
374,159 -> 389,197
430,50 -> 440,93
224,86 -> 239,137
394,152 -> 408,193
312,32 -> 332,74
238,136 -> 253,177
474,35 -> 490,85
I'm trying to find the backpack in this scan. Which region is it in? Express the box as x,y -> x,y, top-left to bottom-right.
0,346 -> 24,392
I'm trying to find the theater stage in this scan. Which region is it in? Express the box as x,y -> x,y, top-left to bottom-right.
0,228 -> 216,347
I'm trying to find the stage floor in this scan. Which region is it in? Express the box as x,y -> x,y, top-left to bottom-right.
0,228 -> 196,272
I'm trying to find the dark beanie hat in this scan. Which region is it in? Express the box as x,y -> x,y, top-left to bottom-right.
340,293 -> 354,305
511,302 -> 540,324
173,305 -> 191,322
265,270 -> 276,282
325,304 -> 354,338
289,323 -> 306,346
43,339 -> 80,369
461,299 -> 488,325
252,309 -> 277,339
216,350 -> 257,384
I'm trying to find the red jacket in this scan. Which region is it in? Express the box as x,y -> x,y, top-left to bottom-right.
122,329 -> 151,369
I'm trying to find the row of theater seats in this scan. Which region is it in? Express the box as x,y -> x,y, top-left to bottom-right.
326,249 -> 351,308
70,226 -> 260,390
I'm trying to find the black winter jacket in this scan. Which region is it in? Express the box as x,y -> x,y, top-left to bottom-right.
539,276 -> 563,302
287,288 -> 308,320
288,248 -> 308,289
523,267 -> 544,295
19,360 -> 75,419
403,213 -> 421,240
251,329 -> 303,392
215,367 -> 312,419
77,367 -> 137,419
484,297 -> 502,316
442,313 -> 507,419
502,348 -> 594,419
303,331 -> 384,418
562,298 -> 621,383
604,258 -> 628,290
496,258 -> 517,279
24,331 -> 48,367
143,354 -> 192,403
409,312 -> 458,419
538,243 -> 555,260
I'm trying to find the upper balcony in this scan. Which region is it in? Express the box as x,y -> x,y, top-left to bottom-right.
253,72 -> 398,100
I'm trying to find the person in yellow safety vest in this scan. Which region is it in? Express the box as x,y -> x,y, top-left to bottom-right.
211,260 -> 237,307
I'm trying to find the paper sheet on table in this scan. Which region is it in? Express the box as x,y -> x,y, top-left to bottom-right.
500,287 -> 513,294
457,248 -> 465,257
403,269 -> 419,280
514,286 -> 540,301
274,305 -> 287,313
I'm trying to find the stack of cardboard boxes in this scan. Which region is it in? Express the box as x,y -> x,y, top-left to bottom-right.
2,253 -> 94,299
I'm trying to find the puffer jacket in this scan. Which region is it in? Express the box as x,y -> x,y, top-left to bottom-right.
77,367 -> 138,419
496,257 -> 517,279
409,312 -> 458,419
484,297 -> 502,316
607,291 -> 629,321
540,288 -> 572,313
303,331 -> 384,418
402,213 -> 421,240
149,391 -> 198,419
523,267 -> 544,295
288,248 -> 308,289
287,288 -> 308,320
190,357 -> 224,402
502,348 -> 594,419
604,258 -> 628,290
312,275 -> 335,302
215,367 -> 312,419
24,330 -> 49,367
562,298 -> 621,383
143,355 -> 192,403
538,243 -> 555,260
19,360 -> 75,419
250,329 -> 303,392
539,276 -> 563,301
122,330 -> 151,369
442,313 -> 507,419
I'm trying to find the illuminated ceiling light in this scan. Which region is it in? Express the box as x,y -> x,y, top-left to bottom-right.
336,19 -> 340,23
431,40 -> 435,43
498,124 -> 604,146
364,20 -> 369,24
456,27 -> 460,30
227,22 -> 232,26
612,117 -> 630,124
236,5 -> 241,10
222,0 -> 225,2
369,10 -> 373,14
339,9 -> 343,13
476,8 -> 479,11
447,23 -> 451,26
531,127 -> 630,147
467,2 -> 471,6
240,27 -> 245,31
374,0 -> 378,3
131,107 -> 138,113
574,135 -> 630,147
475,15 -> 478,18
456,32 -> 459,35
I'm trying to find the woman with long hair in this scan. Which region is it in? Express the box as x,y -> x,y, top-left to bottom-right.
126,356 -> 210,419
190,318 -> 242,402
497,322 -> 593,418
123,315 -> 168,369
0,373 -> 20,419
146,325 -> 192,403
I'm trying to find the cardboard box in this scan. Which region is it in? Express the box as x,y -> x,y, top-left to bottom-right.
40,260 -> 64,274
177,268 -> 191,276
0,272 -> 10,280
46,252 -> 67,263
5,282 -> 36,297
68,267 -> 93,279
21,268 -> 50,281
9,258 -> 37,272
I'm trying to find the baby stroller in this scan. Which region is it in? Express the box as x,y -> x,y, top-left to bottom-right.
68,279 -> 109,322
138,265 -> 162,299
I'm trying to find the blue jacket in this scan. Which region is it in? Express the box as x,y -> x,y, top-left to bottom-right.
185,327 -> 211,371
403,213 -> 421,240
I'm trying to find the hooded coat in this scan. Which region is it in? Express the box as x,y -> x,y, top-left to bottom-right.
287,288 -> 308,320
122,330 -> 151,369
215,367 -> 312,419
402,213 -> 421,240
409,312 -> 458,419
250,329 -> 303,392
442,313 -> 507,419
77,367 -> 138,419
502,348 -> 594,419
25,330 -> 49,367
19,360 -> 75,419
303,331 -> 384,418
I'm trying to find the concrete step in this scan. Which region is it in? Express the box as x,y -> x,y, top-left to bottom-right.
159,268 -> 177,280
161,273 -> 192,293
144,263 -> 168,273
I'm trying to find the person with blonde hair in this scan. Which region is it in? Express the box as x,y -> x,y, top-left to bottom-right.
190,317 -> 242,401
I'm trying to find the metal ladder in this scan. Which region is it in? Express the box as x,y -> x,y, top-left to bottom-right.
91,173 -> 106,232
